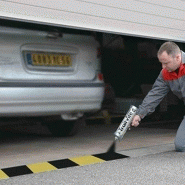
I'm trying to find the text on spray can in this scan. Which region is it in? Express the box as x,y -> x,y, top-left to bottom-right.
114,105 -> 137,141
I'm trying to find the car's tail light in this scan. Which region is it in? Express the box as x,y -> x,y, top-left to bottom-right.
98,73 -> 104,81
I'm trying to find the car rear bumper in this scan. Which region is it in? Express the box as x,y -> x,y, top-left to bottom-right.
0,83 -> 104,116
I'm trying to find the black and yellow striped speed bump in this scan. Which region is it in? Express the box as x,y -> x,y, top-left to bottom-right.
0,152 -> 128,180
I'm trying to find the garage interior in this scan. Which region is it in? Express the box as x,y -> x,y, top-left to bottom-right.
0,18 -> 184,128
96,32 -> 185,126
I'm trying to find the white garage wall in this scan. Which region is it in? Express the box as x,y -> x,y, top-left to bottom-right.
0,0 -> 185,41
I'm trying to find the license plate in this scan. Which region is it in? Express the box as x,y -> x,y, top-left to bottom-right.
26,53 -> 72,67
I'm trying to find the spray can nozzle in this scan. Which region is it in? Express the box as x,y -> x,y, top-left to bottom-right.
115,136 -> 119,141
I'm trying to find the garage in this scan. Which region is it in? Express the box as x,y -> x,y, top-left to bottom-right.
0,1 -> 185,183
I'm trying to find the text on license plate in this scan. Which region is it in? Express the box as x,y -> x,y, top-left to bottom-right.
30,53 -> 72,67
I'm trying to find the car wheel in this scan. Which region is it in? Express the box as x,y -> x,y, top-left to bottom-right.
46,117 -> 85,137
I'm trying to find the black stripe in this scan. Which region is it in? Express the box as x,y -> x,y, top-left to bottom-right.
93,152 -> 129,161
49,159 -> 79,169
0,82 -> 104,88
2,165 -> 33,177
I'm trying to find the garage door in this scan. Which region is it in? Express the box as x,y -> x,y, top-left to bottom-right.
0,0 -> 185,42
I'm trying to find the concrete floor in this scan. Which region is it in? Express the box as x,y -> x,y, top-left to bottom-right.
0,119 -> 178,169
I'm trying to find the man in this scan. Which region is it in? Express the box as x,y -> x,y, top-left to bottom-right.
132,41 -> 185,152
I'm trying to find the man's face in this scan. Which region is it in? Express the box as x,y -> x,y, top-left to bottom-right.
158,51 -> 181,72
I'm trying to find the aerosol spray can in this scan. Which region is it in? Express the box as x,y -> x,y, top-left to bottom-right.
114,105 -> 137,141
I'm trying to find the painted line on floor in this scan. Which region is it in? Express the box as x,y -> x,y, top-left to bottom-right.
0,152 -> 129,180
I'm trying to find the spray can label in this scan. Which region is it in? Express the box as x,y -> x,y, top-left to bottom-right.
114,105 -> 137,140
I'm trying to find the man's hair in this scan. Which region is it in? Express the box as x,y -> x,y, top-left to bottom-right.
157,41 -> 181,57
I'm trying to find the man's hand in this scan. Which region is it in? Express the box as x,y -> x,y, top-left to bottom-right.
132,115 -> 141,127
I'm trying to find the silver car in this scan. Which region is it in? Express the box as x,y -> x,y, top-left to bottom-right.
0,26 -> 104,136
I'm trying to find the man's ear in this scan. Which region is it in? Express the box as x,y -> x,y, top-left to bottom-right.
176,53 -> 181,62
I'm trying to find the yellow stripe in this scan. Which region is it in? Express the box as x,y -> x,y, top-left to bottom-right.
69,155 -> 105,166
0,170 -> 9,179
27,162 -> 57,173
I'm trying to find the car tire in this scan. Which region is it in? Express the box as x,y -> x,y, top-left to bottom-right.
46,116 -> 85,137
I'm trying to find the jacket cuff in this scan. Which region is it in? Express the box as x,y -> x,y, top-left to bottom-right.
136,109 -> 147,119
